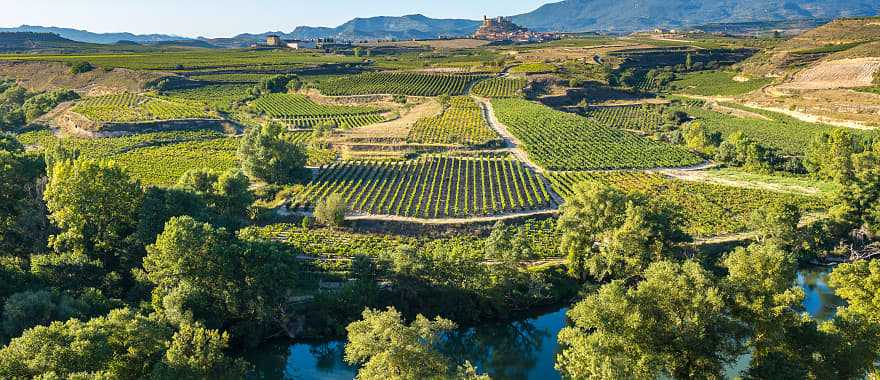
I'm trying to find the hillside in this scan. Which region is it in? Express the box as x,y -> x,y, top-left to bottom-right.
290,14 -> 481,41
511,0 -> 878,32
740,17 -> 880,76
0,25 -> 188,44
0,32 -> 95,52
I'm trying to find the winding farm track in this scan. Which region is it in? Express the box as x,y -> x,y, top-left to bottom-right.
475,97 -> 543,173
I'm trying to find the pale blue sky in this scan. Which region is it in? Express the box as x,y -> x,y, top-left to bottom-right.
0,0 -> 551,38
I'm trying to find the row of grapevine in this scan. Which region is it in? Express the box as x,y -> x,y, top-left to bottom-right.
72,94 -> 214,122
317,72 -> 486,96
491,99 -> 702,170
282,114 -> 386,129
407,97 -> 499,145
676,103 -> 878,156
255,218 -> 562,259
293,156 -> 556,218
581,105 -> 666,131
471,78 -> 527,98
546,171 -> 824,237
163,84 -> 253,110
251,94 -> 380,117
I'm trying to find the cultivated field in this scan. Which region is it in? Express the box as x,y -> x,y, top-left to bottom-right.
492,99 -> 702,170
293,156 -> 556,219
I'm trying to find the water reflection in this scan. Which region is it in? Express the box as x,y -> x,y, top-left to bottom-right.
799,268 -> 845,321
253,267 -> 843,380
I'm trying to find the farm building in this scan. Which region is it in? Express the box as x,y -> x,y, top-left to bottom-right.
287,40 -> 317,49
266,35 -> 283,47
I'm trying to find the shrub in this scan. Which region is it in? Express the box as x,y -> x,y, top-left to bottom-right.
68,62 -> 95,75
314,193 -> 347,227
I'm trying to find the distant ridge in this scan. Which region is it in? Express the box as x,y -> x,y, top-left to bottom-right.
510,0 -> 879,33
0,25 -> 189,44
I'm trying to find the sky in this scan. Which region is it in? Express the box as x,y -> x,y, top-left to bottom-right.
0,0 -> 551,38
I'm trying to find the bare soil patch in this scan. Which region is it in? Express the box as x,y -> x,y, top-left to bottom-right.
776,58 -> 880,90
0,61 -> 166,95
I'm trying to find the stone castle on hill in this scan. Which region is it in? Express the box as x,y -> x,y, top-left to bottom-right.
474,16 -> 558,43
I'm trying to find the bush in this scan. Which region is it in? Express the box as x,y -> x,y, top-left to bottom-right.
68,62 -> 95,75
314,193 -> 346,227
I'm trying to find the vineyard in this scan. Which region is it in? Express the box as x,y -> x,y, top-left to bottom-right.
293,156 -> 556,218
669,71 -> 772,96
316,72 -> 485,96
491,99 -> 702,170
582,105 -> 666,132
186,73 -> 278,83
18,129 -> 238,186
508,63 -> 557,74
163,84 -> 253,111
407,97 -> 499,146
251,94 -> 385,128
72,93 -> 214,122
471,77 -> 528,98
546,171 -> 824,237
678,103 -> 878,155
253,218 -> 562,259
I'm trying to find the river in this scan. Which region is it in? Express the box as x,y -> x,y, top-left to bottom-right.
249,267 -> 845,380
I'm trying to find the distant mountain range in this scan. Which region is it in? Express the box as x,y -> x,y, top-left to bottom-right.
290,14 -> 481,41
0,25 -> 187,44
4,0 -> 879,47
510,0 -> 879,33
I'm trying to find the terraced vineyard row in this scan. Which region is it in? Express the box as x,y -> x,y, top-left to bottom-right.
282,114 -> 386,129
251,94 -> 384,128
407,97 -> 499,145
547,171 -> 824,237
471,77 -> 527,98
491,99 -> 702,170
582,105 -> 666,131
72,94 -> 213,122
164,84 -> 253,110
317,72 -> 485,96
187,73 -> 278,83
678,103 -> 878,156
294,156 -> 556,218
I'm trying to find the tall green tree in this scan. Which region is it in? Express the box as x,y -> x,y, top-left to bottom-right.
238,123 -> 308,184
43,159 -> 143,287
722,244 -> 803,359
344,307 -> 487,380
804,129 -> 866,182
0,146 -> 48,256
149,322 -> 249,379
0,308 -> 172,379
143,216 -> 300,341
558,182 -> 688,281
556,261 -> 743,380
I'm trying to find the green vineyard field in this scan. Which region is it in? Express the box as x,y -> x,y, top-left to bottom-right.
294,156 -> 556,218
547,171 -> 823,237
251,94 -> 384,128
678,102 -> 878,156
72,93 -> 214,123
317,72 -> 485,96
471,77 -> 527,98
582,105 -> 666,131
492,99 -> 702,170
164,84 -> 253,110
670,71 -> 771,96
407,97 -> 499,145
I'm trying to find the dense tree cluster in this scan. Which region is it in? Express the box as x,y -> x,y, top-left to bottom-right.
553,180 -> 880,379
0,80 -> 78,131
